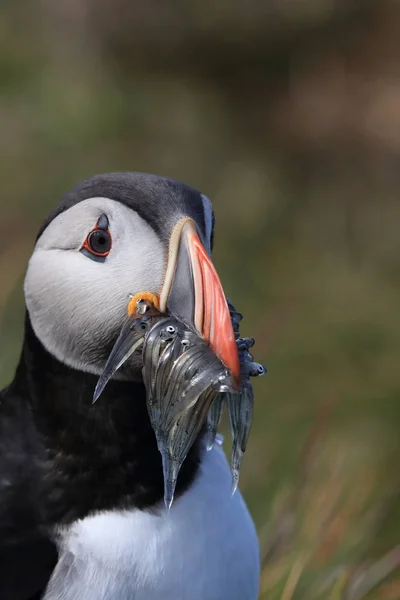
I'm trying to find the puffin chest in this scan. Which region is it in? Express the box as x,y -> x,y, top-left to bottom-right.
43,447 -> 260,600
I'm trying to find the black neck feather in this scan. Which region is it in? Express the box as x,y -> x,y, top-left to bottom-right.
10,315 -> 201,523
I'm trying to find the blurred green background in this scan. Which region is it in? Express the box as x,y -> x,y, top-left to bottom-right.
0,1 -> 399,598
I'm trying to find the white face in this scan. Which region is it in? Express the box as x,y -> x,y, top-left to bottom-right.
24,198 -> 165,375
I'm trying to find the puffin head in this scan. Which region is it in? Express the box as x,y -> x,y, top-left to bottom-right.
24,172 -> 238,382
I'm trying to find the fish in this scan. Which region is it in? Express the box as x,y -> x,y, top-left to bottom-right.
207,302 -> 266,494
93,296 -> 164,403
94,294 -> 266,508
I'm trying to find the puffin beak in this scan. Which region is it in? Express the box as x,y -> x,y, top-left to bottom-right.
159,218 -> 240,383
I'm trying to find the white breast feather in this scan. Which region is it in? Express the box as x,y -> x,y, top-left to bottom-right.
45,444 -> 260,600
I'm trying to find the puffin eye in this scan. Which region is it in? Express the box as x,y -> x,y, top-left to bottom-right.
87,230 -> 112,254
81,215 -> 112,262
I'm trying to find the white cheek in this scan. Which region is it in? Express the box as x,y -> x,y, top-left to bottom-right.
25,240 -> 165,374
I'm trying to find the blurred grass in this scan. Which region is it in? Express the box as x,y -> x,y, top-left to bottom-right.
1,1 -> 399,598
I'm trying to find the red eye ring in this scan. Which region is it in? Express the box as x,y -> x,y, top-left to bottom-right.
82,227 -> 112,259
80,214 -> 112,261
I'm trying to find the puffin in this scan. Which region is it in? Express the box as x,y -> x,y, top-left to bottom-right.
0,172 -> 260,600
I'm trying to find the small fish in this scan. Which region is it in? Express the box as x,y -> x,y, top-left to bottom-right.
93,298 -> 164,403
161,387 -> 217,509
206,302 -> 266,493
227,302 -> 266,493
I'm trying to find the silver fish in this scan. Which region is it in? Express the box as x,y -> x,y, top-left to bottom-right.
214,302 -> 266,492
143,318 -> 180,405
93,313 -> 160,403
161,387 -> 217,509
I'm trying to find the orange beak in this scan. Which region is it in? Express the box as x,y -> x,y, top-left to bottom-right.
159,218 -> 240,383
